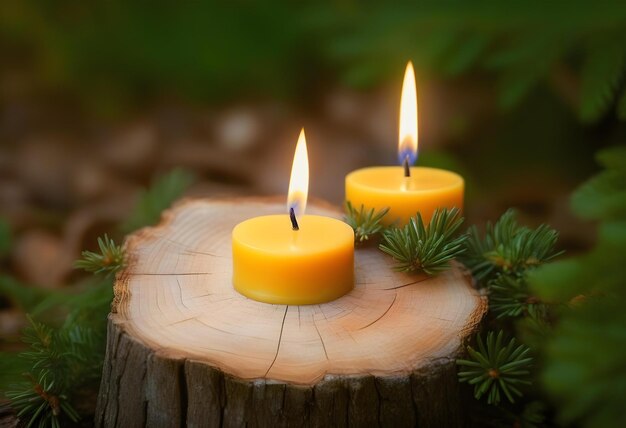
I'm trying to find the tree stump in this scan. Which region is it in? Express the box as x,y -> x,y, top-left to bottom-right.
95,198 -> 486,428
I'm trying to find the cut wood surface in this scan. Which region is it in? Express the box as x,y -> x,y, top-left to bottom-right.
96,198 -> 486,428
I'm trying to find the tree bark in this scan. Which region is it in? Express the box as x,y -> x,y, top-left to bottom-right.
95,198 -> 486,428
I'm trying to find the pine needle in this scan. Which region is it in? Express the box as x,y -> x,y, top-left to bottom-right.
457,330 -> 533,405
379,207 -> 466,275
461,209 -> 562,284
74,234 -> 125,276
344,202 -> 390,243
489,274 -> 549,320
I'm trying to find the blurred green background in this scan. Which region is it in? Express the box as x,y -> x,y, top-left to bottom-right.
1,2 -> 624,229
1,1 -> 626,426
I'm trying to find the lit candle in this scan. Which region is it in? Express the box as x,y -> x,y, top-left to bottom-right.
345,61 -> 464,226
232,129 -> 354,305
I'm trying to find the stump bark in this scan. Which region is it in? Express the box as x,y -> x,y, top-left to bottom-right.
95,198 -> 486,428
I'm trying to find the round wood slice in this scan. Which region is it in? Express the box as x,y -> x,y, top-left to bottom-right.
95,198 -> 486,428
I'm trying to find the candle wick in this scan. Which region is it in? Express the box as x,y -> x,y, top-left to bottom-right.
403,155 -> 411,177
289,207 -> 300,231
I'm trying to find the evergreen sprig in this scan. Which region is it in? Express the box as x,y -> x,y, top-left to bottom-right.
4,316 -> 103,428
2,169 -> 194,428
379,208 -> 466,275
462,210 -> 562,284
6,371 -> 80,428
344,202 -> 389,243
458,330 -> 533,405
74,234 -> 125,276
489,274 -> 548,320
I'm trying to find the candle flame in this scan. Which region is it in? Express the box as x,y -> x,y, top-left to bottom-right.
398,61 -> 418,166
287,128 -> 309,217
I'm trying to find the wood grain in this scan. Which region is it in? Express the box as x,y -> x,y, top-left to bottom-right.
96,197 -> 486,427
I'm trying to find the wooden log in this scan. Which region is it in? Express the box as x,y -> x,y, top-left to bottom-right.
95,198 -> 486,428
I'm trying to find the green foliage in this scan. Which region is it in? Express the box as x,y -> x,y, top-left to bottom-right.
327,3 -> 626,122
5,315 -> 103,428
458,209 -> 565,419
122,169 -> 193,233
2,169 -> 193,427
571,146 -> 626,221
541,298 -> 626,428
344,202 -> 389,243
379,208 -> 466,275
2,3 -> 626,122
579,36 -> 626,123
0,353 -> 31,392
619,89 -> 626,120
571,169 -> 626,221
0,276 -> 53,314
529,145 -> 626,427
458,330 -> 533,405
6,371 -> 79,428
462,209 -> 562,284
488,274 -> 549,320
74,234 -> 125,276
1,280 -> 112,426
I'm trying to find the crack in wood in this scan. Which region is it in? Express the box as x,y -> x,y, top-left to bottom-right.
313,317 -> 329,362
358,294 -> 397,330
186,292 -> 213,300
384,277 -> 430,290
263,306 -> 289,378
319,305 -> 330,321
373,377 -> 383,428
98,200 -> 482,427
178,362 -> 188,427
176,278 -> 190,310
197,319 -> 240,335
113,335 -> 131,428
106,327 -> 123,428
170,317 -> 197,326
182,249 -> 225,257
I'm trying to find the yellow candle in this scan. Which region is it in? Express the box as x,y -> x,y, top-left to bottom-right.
232,129 -> 354,305
346,166 -> 464,226
345,61 -> 464,226
232,215 -> 354,305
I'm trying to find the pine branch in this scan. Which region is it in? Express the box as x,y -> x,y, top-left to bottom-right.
461,209 -> 563,284
5,316 -> 95,428
74,234 -> 125,276
489,274 -> 549,320
20,317 -> 60,366
6,371 -> 79,428
344,202 -> 389,243
4,285 -> 111,427
379,208 -> 466,275
457,330 -> 533,405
